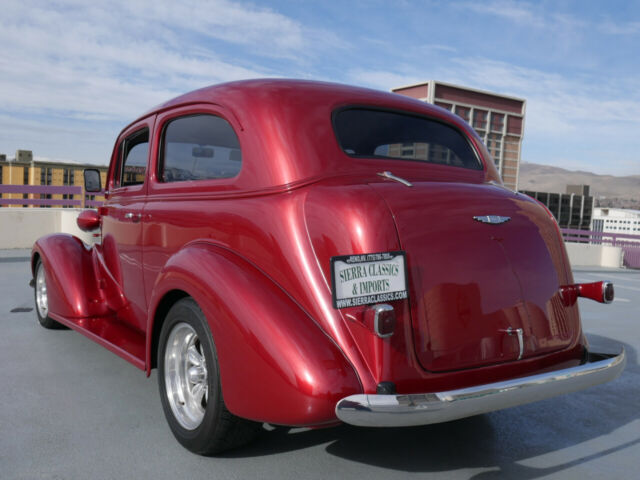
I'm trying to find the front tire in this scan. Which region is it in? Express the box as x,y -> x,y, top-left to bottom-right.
157,298 -> 260,455
34,259 -> 65,329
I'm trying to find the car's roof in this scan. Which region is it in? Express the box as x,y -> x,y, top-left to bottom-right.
147,79 -> 442,117
127,79 -> 493,189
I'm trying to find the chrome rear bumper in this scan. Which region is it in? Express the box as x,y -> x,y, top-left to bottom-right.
335,350 -> 625,427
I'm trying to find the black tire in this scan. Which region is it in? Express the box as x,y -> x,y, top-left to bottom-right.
33,259 -> 66,329
157,298 -> 261,455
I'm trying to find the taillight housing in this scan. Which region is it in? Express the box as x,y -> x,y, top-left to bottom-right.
560,281 -> 614,305
364,304 -> 396,338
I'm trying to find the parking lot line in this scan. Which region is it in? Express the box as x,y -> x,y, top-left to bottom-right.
585,272 -> 640,282
615,284 -> 640,292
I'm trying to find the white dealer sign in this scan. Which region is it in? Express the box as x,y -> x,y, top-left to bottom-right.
331,251 -> 408,309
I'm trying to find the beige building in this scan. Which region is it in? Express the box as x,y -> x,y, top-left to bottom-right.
0,150 -> 107,208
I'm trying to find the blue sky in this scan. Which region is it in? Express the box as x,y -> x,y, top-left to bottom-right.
1,0 -> 639,176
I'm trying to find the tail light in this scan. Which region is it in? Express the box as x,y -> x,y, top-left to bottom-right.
561,281 -> 614,305
364,304 -> 396,338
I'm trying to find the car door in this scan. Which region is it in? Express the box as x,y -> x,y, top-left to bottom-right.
142,105 -> 244,306
101,117 -> 155,332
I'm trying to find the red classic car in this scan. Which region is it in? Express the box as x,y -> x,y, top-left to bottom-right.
32,79 -> 625,455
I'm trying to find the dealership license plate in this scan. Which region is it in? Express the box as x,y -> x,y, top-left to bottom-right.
331,251 -> 408,309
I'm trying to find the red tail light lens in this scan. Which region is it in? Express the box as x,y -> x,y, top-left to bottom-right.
364,304 -> 396,338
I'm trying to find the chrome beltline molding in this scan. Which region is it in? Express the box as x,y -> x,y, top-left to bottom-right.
335,350 -> 626,427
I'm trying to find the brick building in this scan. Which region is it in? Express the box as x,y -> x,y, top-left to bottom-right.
392,81 -> 526,190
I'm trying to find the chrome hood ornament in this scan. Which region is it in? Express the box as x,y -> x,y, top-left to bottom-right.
473,215 -> 511,225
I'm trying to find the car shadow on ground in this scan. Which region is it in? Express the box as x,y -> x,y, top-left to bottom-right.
225,334 -> 639,477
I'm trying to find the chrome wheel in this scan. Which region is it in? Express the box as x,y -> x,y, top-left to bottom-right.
35,262 -> 49,319
164,322 -> 209,430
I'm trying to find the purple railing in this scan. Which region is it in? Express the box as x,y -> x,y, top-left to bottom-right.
85,191 -> 105,208
0,185 -> 104,208
561,228 -> 640,269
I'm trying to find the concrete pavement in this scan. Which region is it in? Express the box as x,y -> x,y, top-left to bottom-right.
1,251 -> 638,479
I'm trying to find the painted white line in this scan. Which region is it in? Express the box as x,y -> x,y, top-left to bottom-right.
585,272 -> 640,282
616,284 -> 640,292
615,298 -> 631,303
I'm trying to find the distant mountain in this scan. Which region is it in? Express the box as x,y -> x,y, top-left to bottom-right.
518,163 -> 640,209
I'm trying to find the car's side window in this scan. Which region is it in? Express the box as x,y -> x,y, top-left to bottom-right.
119,129 -> 149,187
160,114 -> 242,182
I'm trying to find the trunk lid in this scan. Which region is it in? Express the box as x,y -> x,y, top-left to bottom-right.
370,180 -> 578,372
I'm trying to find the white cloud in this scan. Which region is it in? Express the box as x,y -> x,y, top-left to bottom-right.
0,0 -> 347,162
0,0 -> 345,117
460,0 -> 545,27
346,69 -> 424,92
598,20 -> 640,35
459,1 -> 588,34
0,0 -> 310,121
347,56 -> 640,175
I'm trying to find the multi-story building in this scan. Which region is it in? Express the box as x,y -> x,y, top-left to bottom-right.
520,184 -> 594,230
0,150 -> 108,208
591,207 -> 640,235
392,80 -> 526,191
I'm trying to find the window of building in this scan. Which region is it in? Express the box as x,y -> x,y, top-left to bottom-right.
333,108 -> 482,170
160,115 -> 242,182
473,110 -> 488,130
120,129 -> 149,187
62,168 -> 75,207
22,167 -> 29,204
40,167 -> 52,208
63,168 -> 75,185
490,113 -> 504,132
454,106 -> 471,124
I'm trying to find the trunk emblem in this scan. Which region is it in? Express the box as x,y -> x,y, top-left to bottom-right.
473,215 -> 511,224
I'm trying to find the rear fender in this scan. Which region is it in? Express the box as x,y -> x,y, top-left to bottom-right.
32,234 -> 109,318
147,242 -> 362,426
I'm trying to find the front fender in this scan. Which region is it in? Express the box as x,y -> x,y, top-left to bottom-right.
147,242 -> 362,426
32,234 -> 108,318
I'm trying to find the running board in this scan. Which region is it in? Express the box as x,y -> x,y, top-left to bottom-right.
49,312 -> 146,370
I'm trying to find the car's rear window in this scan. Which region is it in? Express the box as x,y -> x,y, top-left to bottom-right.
333,108 -> 482,170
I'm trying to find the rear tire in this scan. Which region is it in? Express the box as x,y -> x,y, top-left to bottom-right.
34,259 -> 65,329
157,298 -> 260,455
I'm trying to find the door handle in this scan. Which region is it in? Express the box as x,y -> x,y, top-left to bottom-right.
499,327 -> 524,360
124,212 -> 142,222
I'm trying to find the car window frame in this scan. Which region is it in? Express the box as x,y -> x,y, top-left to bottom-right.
106,117 -> 155,198
147,104 -> 245,197
157,113 -> 243,184
331,105 -> 484,172
119,128 -> 150,188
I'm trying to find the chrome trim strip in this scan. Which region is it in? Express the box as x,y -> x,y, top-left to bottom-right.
336,349 -> 625,427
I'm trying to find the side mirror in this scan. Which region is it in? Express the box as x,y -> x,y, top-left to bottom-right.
77,209 -> 101,232
84,168 -> 102,193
